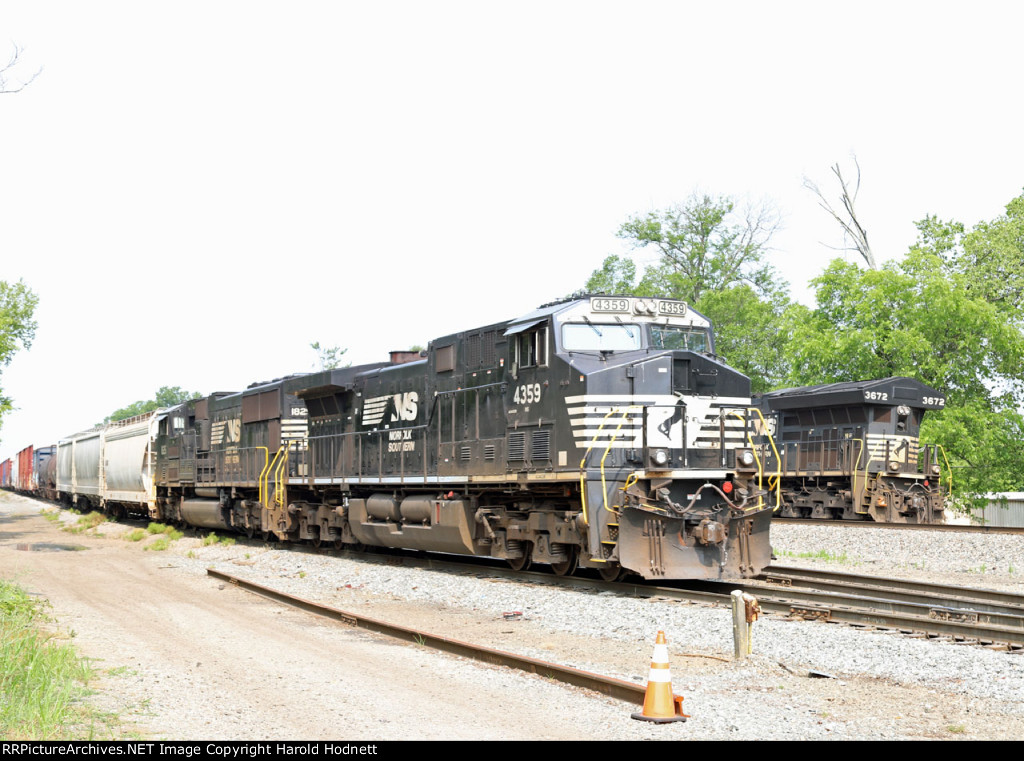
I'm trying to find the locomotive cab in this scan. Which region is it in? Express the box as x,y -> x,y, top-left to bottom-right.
495,296 -> 775,579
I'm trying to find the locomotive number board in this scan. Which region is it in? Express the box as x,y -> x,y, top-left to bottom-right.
590,298 -> 689,316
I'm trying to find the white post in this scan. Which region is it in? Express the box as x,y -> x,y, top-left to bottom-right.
731,590 -> 760,659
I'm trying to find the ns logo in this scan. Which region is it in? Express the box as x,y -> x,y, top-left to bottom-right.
389,391 -> 419,422
362,391 -> 419,427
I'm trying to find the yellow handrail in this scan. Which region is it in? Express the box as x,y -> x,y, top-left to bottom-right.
729,409 -> 781,511
579,406 -> 638,526
273,445 -> 290,507
261,445 -> 286,509
581,407 -> 618,528
848,439 -> 866,512
599,408 -> 638,516
255,447 -> 269,507
936,444 -> 954,498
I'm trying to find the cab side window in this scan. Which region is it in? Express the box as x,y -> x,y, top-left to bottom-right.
516,327 -> 547,368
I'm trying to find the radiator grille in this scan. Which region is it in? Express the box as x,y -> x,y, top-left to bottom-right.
531,430 -> 551,461
507,432 -> 526,461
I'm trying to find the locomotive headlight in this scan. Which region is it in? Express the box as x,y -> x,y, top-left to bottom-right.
739,450 -> 755,467
896,405 -> 911,417
634,300 -> 649,314
888,461 -> 901,472
931,465 -> 941,475
649,448 -> 669,467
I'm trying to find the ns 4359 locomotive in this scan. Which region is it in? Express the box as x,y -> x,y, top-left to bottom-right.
153,296 -> 777,580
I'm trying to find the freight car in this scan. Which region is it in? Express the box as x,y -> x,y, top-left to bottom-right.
11,444 -> 55,497
752,377 -> 947,523
15,295 -> 779,581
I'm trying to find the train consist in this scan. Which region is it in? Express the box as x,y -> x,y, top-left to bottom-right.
752,377 -> 948,523
1,296 -> 780,580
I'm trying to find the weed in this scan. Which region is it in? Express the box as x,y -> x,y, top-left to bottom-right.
78,512 -> 106,530
186,550 -> 196,559
146,523 -> 169,534
774,548 -> 849,563
0,579 -> 114,738
124,529 -> 146,542
166,530 -> 184,542
199,532 -> 235,547
946,725 -> 966,734
143,538 -> 170,552
298,571 -> 307,579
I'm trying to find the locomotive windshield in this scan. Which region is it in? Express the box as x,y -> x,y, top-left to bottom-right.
562,323 -> 642,352
649,325 -> 710,353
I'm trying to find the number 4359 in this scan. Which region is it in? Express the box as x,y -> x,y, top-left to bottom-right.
513,384 -> 541,404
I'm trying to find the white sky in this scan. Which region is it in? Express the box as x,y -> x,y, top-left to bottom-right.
2,1 -> 1023,460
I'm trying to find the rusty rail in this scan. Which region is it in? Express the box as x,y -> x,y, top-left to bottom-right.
206,569 -> 649,705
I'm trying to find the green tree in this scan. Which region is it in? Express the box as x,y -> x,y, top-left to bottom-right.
106,386 -> 201,423
784,190 -> 1024,500
0,279 -> 39,433
584,194 -> 793,391
310,341 -> 349,370
614,193 -> 783,303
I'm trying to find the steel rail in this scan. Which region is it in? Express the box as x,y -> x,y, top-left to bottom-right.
757,566 -> 1024,614
301,552 -> 1024,648
210,549 -> 1024,648
773,518 -> 1024,535
206,568 -> 650,705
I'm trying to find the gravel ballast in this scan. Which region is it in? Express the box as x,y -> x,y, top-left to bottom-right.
179,521 -> 1024,740
3,492 -> 1023,741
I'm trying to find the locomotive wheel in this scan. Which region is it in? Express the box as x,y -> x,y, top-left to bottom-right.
550,547 -> 578,577
508,544 -> 533,572
598,564 -> 626,582
333,537 -> 344,551
262,530 -> 278,544
311,533 -> 323,549
244,524 -> 256,540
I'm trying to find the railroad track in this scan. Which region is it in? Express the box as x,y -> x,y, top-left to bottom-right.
289,548 -> 1024,650
773,517 -> 1024,535
41,501 -> 1024,650
206,568 -> 653,706
706,566 -> 1024,650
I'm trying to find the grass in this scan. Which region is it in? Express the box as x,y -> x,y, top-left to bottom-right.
201,533 -> 235,547
0,579 -> 114,739
123,529 -> 146,542
143,538 -> 170,552
946,724 -> 967,735
64,512 -> 106,535
774,548 -> 850,563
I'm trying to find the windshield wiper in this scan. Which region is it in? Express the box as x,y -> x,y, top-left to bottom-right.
581,316 -> 603,337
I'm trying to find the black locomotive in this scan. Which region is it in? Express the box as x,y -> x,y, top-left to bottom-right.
101,295 -> 775,581
752,377 -> 947,523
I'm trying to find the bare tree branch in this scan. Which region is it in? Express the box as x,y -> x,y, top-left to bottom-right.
0,43 -> 43,94
804,156 -> 877,269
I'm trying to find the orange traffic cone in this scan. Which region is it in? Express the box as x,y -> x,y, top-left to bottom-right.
631,630 -> 689,723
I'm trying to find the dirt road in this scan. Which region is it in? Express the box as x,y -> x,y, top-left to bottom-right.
0,493 -> 654,740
